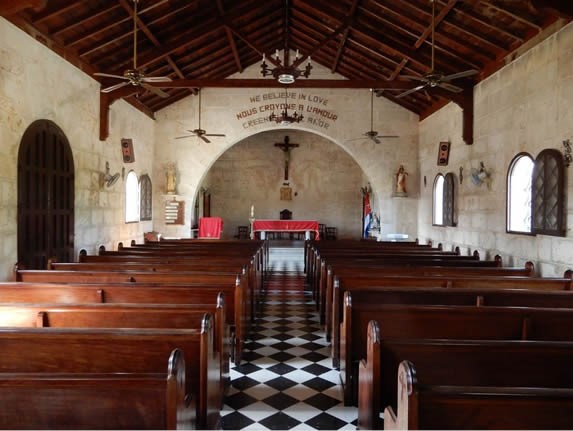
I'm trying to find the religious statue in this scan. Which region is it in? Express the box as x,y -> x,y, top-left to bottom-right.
166,162 -> 177,194
395,165 -> 408,196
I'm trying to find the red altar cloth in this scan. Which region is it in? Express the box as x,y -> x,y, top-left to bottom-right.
252,220 -> 320,240
198,217 -> 223,238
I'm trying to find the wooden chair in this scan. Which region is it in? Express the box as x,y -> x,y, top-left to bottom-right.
279,209 -> 292,239
325,227 -> 337,240
234,225 -> 249,239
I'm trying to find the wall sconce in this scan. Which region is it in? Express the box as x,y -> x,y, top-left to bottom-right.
459,167 -> 463,184
101,161 -> 120,188
563,139 -> 572,167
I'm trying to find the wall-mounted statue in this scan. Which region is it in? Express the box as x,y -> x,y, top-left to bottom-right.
166,162 -> 177,194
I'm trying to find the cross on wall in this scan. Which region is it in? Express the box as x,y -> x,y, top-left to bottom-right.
274,136 -> 299,181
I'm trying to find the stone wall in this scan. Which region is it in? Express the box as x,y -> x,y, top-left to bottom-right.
0,18 -> 155,279
153,59 -> 420,240
201,130 -> 366,239
418,22 -> 573,276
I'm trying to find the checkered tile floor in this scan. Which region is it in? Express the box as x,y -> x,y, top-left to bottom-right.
221,245 -> 358,430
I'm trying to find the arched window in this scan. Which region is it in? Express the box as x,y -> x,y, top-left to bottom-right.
433,173 -> 455,227
433,174 -> 445,225
139,174 -> 152,221
507,153 -> 534,233
125,170 -> 139,223
507,150 -> 565,236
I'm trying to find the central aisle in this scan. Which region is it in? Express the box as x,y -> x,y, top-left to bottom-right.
221,243 -> 358,430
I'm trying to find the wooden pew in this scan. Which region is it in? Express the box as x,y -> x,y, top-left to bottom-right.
315,257 -> 526,323
329,272 -> 572,359
384,360 -> 573,430
0,315 -> 219,429
0,297 -> 230,394
357,321 -> 573,429
0,349 -> 195,429
0,282 -> 247,365
12,271 -> 250,364
342,292 -> 573,404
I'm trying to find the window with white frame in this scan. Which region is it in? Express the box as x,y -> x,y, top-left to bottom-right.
433,174 -> 445,225
507,149 -> 565,236
433,173 -> 455,227
507,153 -> 533,233
125,170 -> 140,223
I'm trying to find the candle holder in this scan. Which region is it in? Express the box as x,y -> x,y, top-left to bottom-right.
249,217 -> 255,239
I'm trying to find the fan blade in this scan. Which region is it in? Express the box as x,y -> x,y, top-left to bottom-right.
175,135 -> 193,139
437,81 -> 463,93
442,69 -> 479,81
101,81 -> 131,93
378,135 -> 399,138
372,136 -> 381,144
396,84 -> 427,98
94,72 -> 128,80
204,133 -> 226,137
401,75 -> 428,82
200,135 -> 211,143
141,83 -> 169,98
142,76 -> 173,83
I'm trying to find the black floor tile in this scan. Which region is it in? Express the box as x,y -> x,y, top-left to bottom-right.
222,248 -> 356,430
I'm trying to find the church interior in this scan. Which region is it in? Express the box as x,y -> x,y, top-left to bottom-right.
1,0 -> 573,429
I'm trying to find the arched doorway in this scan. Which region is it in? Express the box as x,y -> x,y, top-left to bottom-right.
18,120 -> 75,269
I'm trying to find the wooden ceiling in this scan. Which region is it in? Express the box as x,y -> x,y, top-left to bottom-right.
3,0 -> 572,119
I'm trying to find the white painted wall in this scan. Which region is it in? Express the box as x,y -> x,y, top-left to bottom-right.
418,22 -> 573,276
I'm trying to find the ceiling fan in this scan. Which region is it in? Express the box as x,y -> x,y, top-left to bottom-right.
397,0 -> 478,99
175,89 -> 226,143
350,90 -> 398,144
94,0 -> 171,98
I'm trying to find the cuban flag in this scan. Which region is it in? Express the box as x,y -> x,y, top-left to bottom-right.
363,191 -> 372,238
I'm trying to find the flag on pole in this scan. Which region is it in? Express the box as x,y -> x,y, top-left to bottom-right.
363,190 -> 372,238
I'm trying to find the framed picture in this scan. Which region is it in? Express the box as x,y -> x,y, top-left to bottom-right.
437,141 -> 451,166
280,186 -> 292,201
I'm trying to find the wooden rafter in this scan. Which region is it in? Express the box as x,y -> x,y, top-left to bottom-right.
331,0 -> 360,73
0,0 -> 46,16
216,0 -> 243,73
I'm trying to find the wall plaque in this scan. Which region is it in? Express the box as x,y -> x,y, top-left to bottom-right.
165,199 -> 184,224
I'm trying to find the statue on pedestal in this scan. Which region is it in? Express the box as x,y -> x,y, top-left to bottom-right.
166,163 -> 177,194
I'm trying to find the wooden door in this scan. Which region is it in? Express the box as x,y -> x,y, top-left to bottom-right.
18,120 -> 75,269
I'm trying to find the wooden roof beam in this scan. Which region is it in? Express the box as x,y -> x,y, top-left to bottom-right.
331,0 -> 361,73
53,4 -> 122,39
118,0 -> 185,79
31,2 -> 77,25
531,0 -> 573,19
0,0 -> 46,16
480,1 -> 542,30
217,0 -> 243,73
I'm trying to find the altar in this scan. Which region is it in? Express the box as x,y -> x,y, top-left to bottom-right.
252,220 -> 320,240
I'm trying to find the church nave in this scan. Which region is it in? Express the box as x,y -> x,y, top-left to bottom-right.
221,244 -> 358,430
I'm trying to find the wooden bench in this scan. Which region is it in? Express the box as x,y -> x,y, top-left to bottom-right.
0,281 -> 247,365
0,314 -> 219,429
342,292 -> 573,404
329,272 -> 572,360
0,348 -> 195,429
12,271 -> 250,364
315,257 -> 524,323
383,360 -> 573,430
358,320 -> 573,429
0,297 -> 230,394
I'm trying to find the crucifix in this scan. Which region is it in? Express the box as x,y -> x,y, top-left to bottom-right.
274,136 -> 299,181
